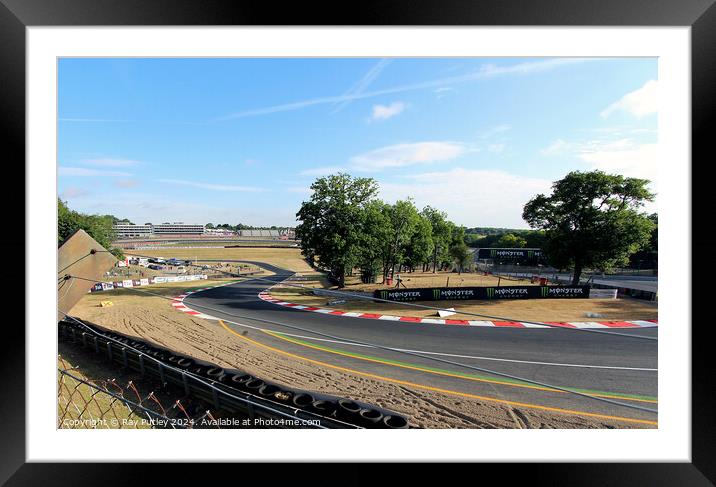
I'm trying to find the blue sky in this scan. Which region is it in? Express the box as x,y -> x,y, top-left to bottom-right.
58,57 -> 657,228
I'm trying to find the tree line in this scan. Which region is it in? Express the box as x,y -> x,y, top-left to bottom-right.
297,170 -> 657,287
295,174 -> 471,287
464,229 -> 546,249
58,199 -> 124,258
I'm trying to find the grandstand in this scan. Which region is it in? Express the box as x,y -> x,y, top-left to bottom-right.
238,229 -> 296,239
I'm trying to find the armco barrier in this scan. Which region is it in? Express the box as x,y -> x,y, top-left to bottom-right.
58,319 -> 409,429
374,285 -> 591,302
89,274 -> 208,293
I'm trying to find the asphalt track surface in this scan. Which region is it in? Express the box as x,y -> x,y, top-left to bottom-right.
184,261 -> 658,426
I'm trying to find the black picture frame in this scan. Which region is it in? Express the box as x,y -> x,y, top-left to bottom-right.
6,0 -> 712,483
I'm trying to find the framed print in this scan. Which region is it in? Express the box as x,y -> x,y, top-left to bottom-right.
6,0 -> 714,482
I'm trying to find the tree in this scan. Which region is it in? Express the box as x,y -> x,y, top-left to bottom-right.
205,223 -> 215,229
495,233 -> 527,248
382,199 -> 421,281
523,170 -> 656,284
58,199 -> 124,259
295,173 -> 379,287
422,206 -> 452,273
629,213 -> 658,269
356,200 -> 392,282
448,225 -> 471,274
404,214 -> 434,273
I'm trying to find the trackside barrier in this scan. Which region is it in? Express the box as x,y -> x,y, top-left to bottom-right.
57,319 -> 410,429
374,285 -> 591,302
89,275 -> 209,293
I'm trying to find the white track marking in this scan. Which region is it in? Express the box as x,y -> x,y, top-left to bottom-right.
202,313 -> 657,372
180,283 -> 657,372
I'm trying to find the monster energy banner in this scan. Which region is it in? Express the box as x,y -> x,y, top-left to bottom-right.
374,285 -> 590,302
476,248 -> 544,260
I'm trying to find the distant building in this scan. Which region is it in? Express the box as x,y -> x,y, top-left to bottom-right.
205,228 -> 237,236
113,224 -> 152,238
239,229 -> 280,238
151,222 -> 205,235
113,222 -> 205,238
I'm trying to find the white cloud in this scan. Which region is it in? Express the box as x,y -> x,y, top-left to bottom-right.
80,157 -> 141,167
578,143 -> 658,184
371,102 -> 406,120
478,58 -> 585,77
298,166 -> 347,177
157,179 -> 266,192
60,186 -> 91,199
541,139 -> 570,155
601,80 -> 658,119
433,86 -> 454,99
540,136 -> 658,209
379,168 -> 552,228
349,142 -> 466,171
114,179 -> 140,189
59,166 -> 132,177
478,124 -> 511,139
286,186 -> 312,195
332,58 -> 392,113
216,58 -> 600,121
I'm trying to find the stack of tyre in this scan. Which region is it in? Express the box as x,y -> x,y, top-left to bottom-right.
59,320 -> 410,429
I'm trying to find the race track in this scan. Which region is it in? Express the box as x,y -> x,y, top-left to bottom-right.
183,261 -> 658,426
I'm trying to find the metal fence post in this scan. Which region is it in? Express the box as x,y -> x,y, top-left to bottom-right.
212,387 -> 220,409
121,347 -> 129,368
106,342 -> 113,361
138,354 -> 146,376
181,372 -> 190,396
158,362 -> 166,387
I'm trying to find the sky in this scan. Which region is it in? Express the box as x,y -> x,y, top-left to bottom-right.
58,57 -> 658,228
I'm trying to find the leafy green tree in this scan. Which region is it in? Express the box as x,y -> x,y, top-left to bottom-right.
58,199 -> 124,258
383,199 -> 421,280
629,213 -> 658,269
356,200 -> 392,282
422,206 -> 452,273
404,215 -> 434,273
523,170 -> 656,284
295,173 -> 379,287
448,225 -> 471,274
494,233 -> 527,248
522,230 -> 546,249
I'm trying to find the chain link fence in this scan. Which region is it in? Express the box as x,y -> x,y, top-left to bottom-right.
57,356 -> 222,429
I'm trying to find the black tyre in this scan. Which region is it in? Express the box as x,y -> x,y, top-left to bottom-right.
244,378 -> 265,391
230,374 -> 253,388
336,399 -> 361,420
175,358 -> 195,369
205,366 -> 225,380
359,408 -> 384,427
258,384 -> 281,398
382,415 -> 409,429
292,393 -> 314,408
189,365 -> 209,375
310,400 -> 337,416
151,351 -> 168,361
